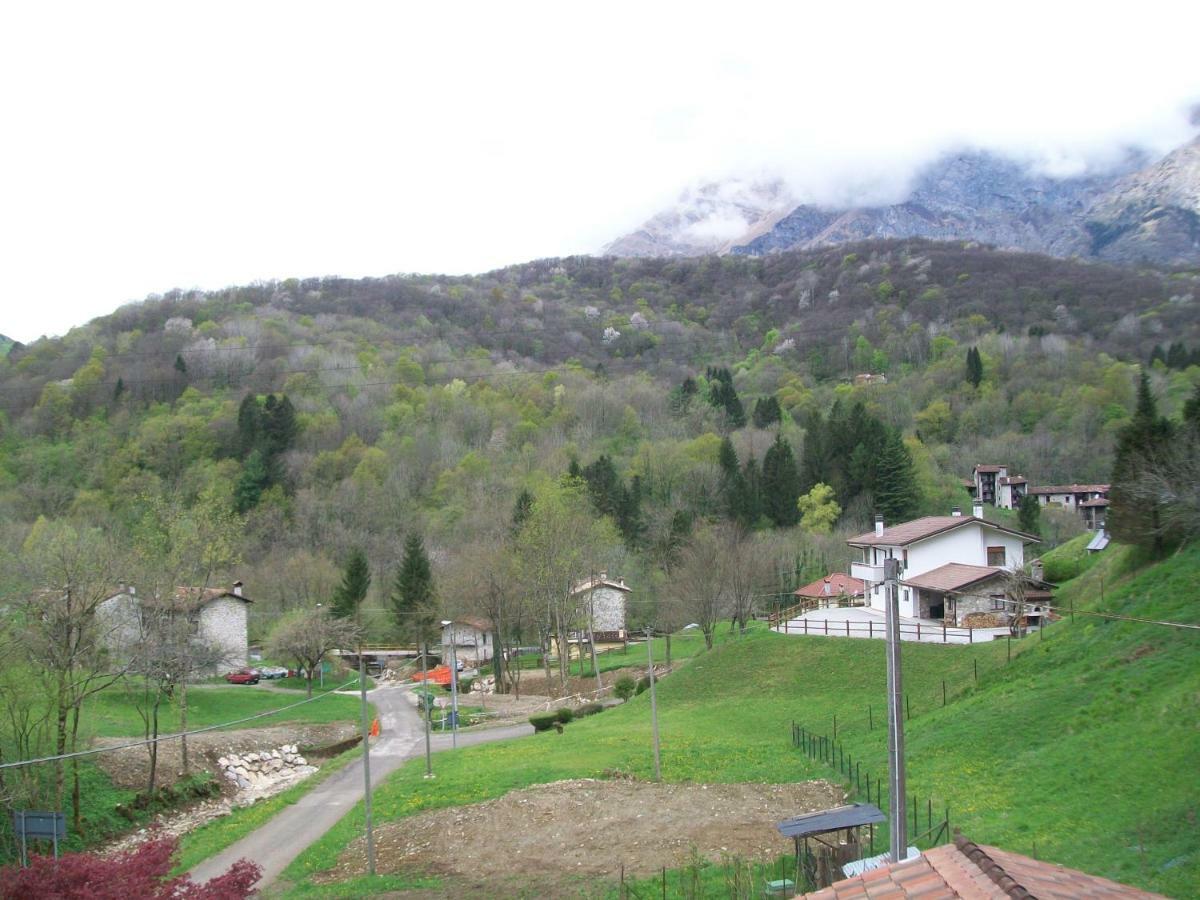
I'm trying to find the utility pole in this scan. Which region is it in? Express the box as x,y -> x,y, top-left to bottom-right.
645,626 -> 661,781
420,641 -> 433,778
358,651 -> 376,876
449,633 -> 459,750
884,557 -> 907,862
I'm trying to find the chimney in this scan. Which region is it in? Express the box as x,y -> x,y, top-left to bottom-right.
128,584 -> 136,596
951,506 -> 962,517
232,580 -> 244,598
874,514 -> 884,537
972,501 -> 984,519
822,579 -> 832,596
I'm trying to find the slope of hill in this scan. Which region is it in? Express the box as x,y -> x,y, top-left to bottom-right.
278,542 -> 1200,897
0,335 -> 12,357
607,135 -> 1200,267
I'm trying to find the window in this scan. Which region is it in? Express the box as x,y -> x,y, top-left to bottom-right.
987,546 -> 1006,567
991,594 -> 1007,610
902,549 -> 909,569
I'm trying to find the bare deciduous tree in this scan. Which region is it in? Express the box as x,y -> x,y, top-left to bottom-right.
266,608 -> 361,697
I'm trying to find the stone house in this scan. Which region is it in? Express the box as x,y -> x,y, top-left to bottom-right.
99,581 -> 251,673
440,616 -> 495,666
847,504 -> 1048,626
569,573 -> 630,642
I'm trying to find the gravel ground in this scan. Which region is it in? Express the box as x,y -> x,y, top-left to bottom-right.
323,777 -> 843,895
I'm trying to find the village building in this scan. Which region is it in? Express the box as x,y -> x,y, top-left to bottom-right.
98,581 -> 251,673
440,616 -> 495,666
793,573 -> 866,608
569,573 -> 630,643
969,464 -> 1028,510
847,504 -> 1047,627
1028,482 -> 1110,513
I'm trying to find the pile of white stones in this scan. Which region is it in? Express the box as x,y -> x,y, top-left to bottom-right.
218,744 -> 315,792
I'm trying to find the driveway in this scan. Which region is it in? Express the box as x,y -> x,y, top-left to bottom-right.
189,683 -> 533,889
774,606 -> 1013,645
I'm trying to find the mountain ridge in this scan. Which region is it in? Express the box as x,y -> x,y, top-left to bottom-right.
605,137 -> 1200,267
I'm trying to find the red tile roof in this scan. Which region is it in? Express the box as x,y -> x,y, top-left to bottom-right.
801,835 -> 1164,899
972,465 -> 1005,474
847,517 -> 1038,548
1027,484 -> 1109,495
795,573 -> 866,600
902,564 -> 1004,593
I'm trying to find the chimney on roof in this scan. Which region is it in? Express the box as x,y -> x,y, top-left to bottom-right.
874,514 -> 884,537
972,501 -> 984,519
951,506 -> 962,517
128,585 -> 135,596
823,579 -> 831,595
232,580 -> 243,598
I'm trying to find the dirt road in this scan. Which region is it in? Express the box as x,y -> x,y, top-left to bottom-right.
189,684 -> 532,889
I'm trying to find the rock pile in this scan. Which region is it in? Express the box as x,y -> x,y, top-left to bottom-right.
218,744 -> 314,791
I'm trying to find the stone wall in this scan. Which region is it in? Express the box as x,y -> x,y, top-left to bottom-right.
198,596 -> 249,670
218,744 -> 314,792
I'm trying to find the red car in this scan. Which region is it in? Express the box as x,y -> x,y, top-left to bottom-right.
224,668 -> 260,685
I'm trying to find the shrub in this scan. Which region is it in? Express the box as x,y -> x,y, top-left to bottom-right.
458,677 -> 475,694
635,675 -> 651,695
577,702 -> 604,717
529,712 -> 559,732
614,675 -> 636,702
555,706 -> 575,724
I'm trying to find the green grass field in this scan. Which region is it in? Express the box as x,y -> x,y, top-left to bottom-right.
84,684 -> 363,738
275,540 -> 1200,898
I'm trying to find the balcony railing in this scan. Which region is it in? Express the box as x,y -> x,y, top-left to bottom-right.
850,561 -> 886,583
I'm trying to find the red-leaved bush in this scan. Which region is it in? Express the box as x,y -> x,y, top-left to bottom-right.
0,836 -> 260,899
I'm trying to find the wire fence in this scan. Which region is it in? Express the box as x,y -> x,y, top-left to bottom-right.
790,722 -> 950,857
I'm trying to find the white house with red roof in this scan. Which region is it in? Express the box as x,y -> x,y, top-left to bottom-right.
793,573 -> 866,606
847,503 -> 1045,625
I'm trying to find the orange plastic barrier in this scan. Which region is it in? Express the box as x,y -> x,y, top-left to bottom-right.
369,718 -> 381,737
411,665 -> 452,686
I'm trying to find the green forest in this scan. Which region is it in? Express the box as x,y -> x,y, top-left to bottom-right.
1,238 -> 1199,854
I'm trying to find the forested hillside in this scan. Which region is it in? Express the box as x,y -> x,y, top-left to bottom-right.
1,239 -> 1198,641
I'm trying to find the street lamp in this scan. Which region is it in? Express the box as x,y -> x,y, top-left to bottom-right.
441,620 -> 459,749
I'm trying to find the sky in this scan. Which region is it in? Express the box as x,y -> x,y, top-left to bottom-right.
2,1 -> 1199,343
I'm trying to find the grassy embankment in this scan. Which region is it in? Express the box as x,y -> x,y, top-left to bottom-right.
274,540 -> 1200,898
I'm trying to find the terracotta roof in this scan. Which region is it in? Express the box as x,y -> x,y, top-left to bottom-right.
848,517 -> 1039,548
998,476 -> 1027,485
1027,484 -> 1109,495
1079,498 -> 1110,507
972,465 -> 1005,474
168,586 -> 252,611
445,615 -> 494,633
903,564 -> 1004,593
794,574 -> 866,600
801,835 -> 1165,899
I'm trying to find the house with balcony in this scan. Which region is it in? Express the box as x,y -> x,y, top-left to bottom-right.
847,504 -> 1046,626
1028,483 -> 1109,514
970,464 -> 1028,510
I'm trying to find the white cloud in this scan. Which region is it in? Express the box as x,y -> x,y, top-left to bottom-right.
1,0 -> 1198,341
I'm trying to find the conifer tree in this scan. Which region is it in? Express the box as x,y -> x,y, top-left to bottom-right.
874,429 -> 920,523
331,547 -> 371,620
965,346 -> 983,388
1166,342 -> 1189,370
752,396 -> 782,428
762,433 -> 800,527
511,489 -> 534,532
1109,373 -> 1174,550
391,533 -> 437,645
174,354 -> 188,376
1017,493 -> 1041,536
234,450 -> 270,513
237,394 -> 261,458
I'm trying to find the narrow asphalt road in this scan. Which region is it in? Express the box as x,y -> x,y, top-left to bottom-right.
189,684 -> 533,889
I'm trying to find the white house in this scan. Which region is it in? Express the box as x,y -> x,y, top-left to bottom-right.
847,504 -> 1045,626
569,573 -> 630,642
1028,483 -> 1109,513
98,581 -> 251,672
440,616 -> 494,666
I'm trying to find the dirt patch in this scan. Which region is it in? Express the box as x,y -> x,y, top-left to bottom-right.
322,777 -> 843,894
94,722 -> 358,791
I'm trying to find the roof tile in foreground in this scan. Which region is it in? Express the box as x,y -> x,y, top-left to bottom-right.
799,836 -> 1164,899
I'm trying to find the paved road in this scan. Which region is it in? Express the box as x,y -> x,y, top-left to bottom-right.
190,684 -> 533,889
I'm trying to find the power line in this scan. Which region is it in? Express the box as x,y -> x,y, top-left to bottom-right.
0,677 -> 361,771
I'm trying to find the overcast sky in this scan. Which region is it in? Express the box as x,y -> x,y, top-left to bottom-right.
2,1 -> 1198,343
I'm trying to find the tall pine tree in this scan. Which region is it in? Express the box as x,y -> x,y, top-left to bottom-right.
391,533 -> 438,646
331,548 -> 371,620
874,429 -> 920,523
1109,373 -> 1174,550
762,433 -> 800,527
965,347 -> 983,388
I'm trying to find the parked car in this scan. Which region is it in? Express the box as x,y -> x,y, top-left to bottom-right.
225,668 -> 260,685
257,665 -> 290,679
